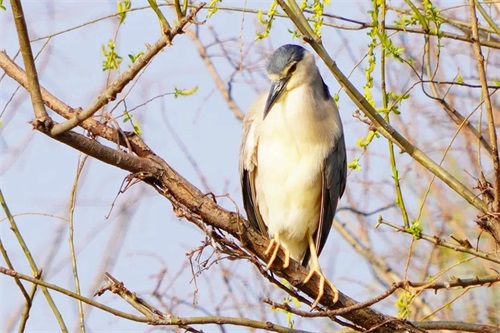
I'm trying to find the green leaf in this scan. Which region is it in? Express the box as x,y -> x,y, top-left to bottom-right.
122,110 -> 141,135
406,220 -> 423,238
207,0 -> 222,18
356,131 -> 377,149
348,157 -> 362,171
255,2 -> 277,40
133,120 -> 142,135
117,0 -> 131,24
174,86 -> 199,98
128,51 -> 144,63
101,40 -> 123,71
456,74 -> 463,84
395,291 -> 414,319
286,28 -> 302,39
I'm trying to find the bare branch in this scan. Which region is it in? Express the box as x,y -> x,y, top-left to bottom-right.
414,320 -> 499,332
0,190 -> 68,332
265,275 -> 500,319
49,3 -> 206,136
0,267 -> 315,333
377,218 -> 500,264
0,51 -> 154,158
468,0 -> 500,227
187,29 -> 245,121
9,0 -> 50,128
5,107 -> 427,331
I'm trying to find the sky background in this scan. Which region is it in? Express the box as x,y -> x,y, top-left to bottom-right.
1,1 -> 497,332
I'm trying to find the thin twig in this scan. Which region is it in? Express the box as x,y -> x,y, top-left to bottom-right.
187,29 -> 244,120
9,0 -> 50,129
377,218 -> 500,264
24,3 -> 500,50
68,154 -> 89,333
49,3 -> 205,136
18,277 -> 40,333
96,272 -> 168,319
267,273 -> 500,318
414,320 -> 499,332
0,266 -> 313,333
337,203 -> 396,216
0,224 -> 30,304
0,189 -> 68,332
379,1 -> 410,229
469,0 -> 500,216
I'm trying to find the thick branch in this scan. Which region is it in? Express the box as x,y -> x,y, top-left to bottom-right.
0,51 -> 154,158
28,119 -> 425,332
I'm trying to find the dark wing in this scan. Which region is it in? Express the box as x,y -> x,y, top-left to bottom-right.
239,97 -> 268,235
241,169 -> 267,234
301,134 -> 347,267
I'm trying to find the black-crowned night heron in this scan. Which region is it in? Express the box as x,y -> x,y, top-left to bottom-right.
239,44 -> 347,307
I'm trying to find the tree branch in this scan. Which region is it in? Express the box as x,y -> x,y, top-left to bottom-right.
414,320 -> 499,332
9,0 -> 50,128
0,80 -> 427,330
377,218 -> 500,264
49,3 -> 206,136
0,51 -> 154,157
0,266 -> 314,333
468,0 -> 500,240
0,189 -> 68,332
265,274 -> 500,319
276,0 -> 500,247
2,2 -> 494,331
187,29 -> 244,121
23,117 -> 426,331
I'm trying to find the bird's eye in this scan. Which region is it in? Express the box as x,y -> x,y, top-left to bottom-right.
288,63 -> 297,75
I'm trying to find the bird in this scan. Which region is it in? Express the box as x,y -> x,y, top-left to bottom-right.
239,44 -> 347,308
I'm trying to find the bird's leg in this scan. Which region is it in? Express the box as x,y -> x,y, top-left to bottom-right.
303,234 -> 338,308
264,233 -> 290,269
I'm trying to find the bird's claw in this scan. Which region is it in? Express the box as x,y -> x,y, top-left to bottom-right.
264,239 -> 290,270
304,268 -> 338,308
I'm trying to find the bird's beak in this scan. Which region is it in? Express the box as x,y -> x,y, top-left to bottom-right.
263,78 -> 288,118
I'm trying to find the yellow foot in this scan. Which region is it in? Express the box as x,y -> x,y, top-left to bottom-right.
264,237 -> 290,270
304,268 -> 338,308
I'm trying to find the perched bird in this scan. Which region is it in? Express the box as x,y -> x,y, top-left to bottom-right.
239,44 -> 347,307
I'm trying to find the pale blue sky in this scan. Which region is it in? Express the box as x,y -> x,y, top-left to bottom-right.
2,1 -> 493,331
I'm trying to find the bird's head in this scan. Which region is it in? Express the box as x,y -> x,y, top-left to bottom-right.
263,44 -> 317,118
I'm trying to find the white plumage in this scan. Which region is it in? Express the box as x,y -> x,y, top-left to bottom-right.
240,44 -> 346,307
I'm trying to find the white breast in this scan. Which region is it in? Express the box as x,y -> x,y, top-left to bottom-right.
254,86 -> 339,261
